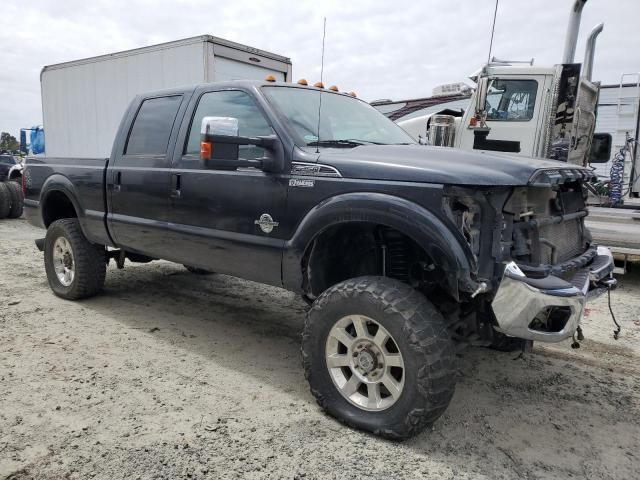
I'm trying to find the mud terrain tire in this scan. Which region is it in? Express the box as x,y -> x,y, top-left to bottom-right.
44,219 -> 106,300
302,276 -> 456,440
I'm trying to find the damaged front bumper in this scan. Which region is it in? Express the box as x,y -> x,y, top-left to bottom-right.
491,246 -> 615,342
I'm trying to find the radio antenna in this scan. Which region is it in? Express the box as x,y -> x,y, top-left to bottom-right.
315,17 -> 326,154
487,0 -> 499,65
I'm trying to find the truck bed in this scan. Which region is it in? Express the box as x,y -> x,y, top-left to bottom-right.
24,156 -> 111,247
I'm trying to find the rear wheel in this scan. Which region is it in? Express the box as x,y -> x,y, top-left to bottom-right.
44,219 -> 106,299
0,183 -> 11,219
302,276 -> 457,439
5,181 -> 24,218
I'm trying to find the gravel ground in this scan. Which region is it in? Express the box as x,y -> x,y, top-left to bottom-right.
1,218 -> 639,480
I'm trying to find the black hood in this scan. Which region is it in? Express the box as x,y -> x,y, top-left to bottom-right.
317,145 -> 589,186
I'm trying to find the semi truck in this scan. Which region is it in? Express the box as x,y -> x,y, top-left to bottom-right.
40,35 -> 292,159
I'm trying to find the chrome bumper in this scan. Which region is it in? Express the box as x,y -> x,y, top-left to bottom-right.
491,246 -> 615,343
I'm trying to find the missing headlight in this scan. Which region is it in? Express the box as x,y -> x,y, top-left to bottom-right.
444,196 -> 482,258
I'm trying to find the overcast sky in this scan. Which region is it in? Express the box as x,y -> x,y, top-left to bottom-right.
1,0 -> 639,137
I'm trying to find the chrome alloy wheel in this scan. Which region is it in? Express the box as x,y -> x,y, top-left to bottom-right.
52,236 -> 75,286
325,315 -> 405,411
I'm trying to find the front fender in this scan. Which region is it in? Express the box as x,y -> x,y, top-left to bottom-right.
282,192 -> 478,299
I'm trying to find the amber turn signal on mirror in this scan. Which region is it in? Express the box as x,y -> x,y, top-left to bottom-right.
200,141 -> 212,161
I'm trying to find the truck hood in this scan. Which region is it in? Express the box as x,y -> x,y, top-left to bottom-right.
316,145 -> 590,186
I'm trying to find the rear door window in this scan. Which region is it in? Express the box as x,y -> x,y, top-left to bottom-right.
125,96 -> 182,155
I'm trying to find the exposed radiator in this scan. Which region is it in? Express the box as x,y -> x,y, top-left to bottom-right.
538,218 -> 585,264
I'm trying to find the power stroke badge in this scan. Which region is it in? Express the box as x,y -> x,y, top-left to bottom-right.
254,213 -> 279,233
289,178 -> 315,188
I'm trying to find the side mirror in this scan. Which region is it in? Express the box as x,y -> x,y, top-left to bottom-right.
200,116 -> 278,170
475,76 -> 489,117
200,116 -> 240,163
588,132 -> 612,164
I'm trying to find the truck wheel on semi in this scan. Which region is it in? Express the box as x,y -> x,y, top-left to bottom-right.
0,152 -> 25,219
25,74 -> 615,438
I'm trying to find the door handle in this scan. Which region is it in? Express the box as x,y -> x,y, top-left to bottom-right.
171,173 -> 181,199
113,171 -> 121,192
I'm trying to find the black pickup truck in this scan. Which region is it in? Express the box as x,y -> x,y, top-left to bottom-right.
24,80 -> 615,439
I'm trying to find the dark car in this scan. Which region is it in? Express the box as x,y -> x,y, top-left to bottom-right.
0,153 -> 23,182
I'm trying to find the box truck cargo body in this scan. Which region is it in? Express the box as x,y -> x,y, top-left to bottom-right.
41,35 -> 292,158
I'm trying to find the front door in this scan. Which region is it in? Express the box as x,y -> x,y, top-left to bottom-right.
458,75 -> 547,157
167,89 -> 288,287
108,94 -> 185,259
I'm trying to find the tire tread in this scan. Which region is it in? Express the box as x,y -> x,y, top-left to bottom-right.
302,276 -> 456,440
45,219 -> 106,299
0,183 -> 11,219
5,181 -> 24,218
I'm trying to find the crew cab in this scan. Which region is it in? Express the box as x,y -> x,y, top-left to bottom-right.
24,80 -> 615,439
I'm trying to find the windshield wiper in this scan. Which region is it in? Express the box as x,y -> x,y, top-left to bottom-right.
306,139 -> 383,148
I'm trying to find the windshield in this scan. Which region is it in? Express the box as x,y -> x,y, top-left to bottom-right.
262,86 -> 414,147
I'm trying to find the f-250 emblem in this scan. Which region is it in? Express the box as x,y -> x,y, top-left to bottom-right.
254,213 -> 279,234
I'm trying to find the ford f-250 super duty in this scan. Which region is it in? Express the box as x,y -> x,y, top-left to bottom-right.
24,79 -> 616,439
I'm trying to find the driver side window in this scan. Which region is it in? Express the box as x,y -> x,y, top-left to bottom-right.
486,79 -> 538,121
185,90 -> 273,159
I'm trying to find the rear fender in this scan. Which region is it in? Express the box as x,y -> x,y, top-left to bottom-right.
40,175 -> 95,242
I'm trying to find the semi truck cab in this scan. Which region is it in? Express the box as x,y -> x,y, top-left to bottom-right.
455,65 -> 557,157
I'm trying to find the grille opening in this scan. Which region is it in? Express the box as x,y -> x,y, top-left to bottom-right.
528,306 -> 572,333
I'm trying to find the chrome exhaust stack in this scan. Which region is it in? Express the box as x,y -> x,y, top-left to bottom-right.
582,23 -> 604,80
561,0 -> 587,64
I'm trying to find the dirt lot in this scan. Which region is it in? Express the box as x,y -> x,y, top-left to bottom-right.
1,218 -> 639,480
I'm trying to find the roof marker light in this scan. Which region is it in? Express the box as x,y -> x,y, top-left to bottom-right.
329,85 -> 338,92
347,91 -> 357,97
297,79 -> 308,85
265,75 -> 276,82
314,81 -> 325,89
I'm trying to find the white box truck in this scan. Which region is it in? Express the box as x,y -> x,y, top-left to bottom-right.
40,35 -> 292,158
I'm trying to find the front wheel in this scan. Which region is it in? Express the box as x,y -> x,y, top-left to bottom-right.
302,276 -> 457,439
44,219 -> 106,299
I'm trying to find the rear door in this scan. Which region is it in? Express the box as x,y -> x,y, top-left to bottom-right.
108,94 -> 187,258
